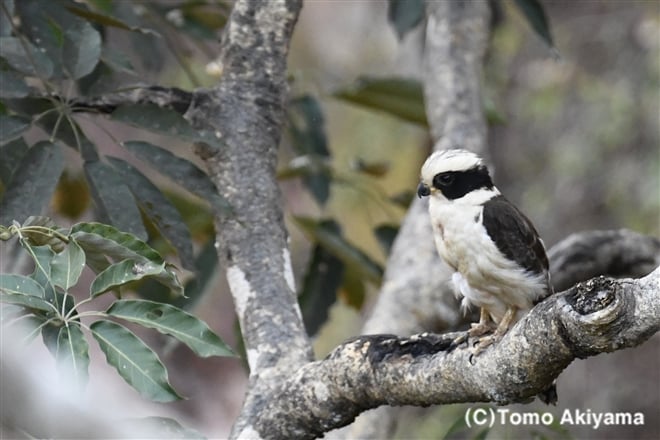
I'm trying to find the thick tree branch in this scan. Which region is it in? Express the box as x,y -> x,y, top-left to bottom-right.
184,1 -> 308,438
549,229 -> 660,291
69,85 -> 194,115
253,265 -> 659,439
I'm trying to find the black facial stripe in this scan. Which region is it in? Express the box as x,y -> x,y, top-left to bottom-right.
432,166 -> 493,200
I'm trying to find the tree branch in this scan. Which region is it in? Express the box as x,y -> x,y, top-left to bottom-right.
549,229 -> 660,291
252,264 -> 659,439
184,0 -> 308,437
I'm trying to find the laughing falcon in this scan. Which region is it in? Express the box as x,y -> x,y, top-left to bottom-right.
417,149 -> 553,353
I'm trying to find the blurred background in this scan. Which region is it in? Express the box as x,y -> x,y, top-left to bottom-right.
1,0 -> 658,439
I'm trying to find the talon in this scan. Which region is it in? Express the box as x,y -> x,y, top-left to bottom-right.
448,331 -> 469,352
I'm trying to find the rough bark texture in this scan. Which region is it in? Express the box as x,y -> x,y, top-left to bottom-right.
549,229 -> 660,291
185,1 -> 310,438
242,264 -> 660,439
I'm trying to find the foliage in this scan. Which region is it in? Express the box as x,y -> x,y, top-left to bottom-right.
0,216 -> 234,401
0,0 -> 556,370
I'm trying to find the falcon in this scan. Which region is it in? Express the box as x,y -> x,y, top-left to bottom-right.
417,149 -> 553,354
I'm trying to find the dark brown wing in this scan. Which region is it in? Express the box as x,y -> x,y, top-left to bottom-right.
482,195 -> 553,300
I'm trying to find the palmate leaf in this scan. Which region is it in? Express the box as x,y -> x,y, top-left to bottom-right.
0,69 -> 30,98
90,319 -> 182,402
0,114 -> 30,146
89,259 -> 166,297
15,0 -> 101,80
333,76 -> 428,126
25,243 -> 57,303
0,138 -> 28,186
84,160 -> 147,240
0,141 -> 64,226
121,141 -> 230,213
0,292 -> 53,314
0,274 -> 45,297
112,105 -> 220,148
0,37 -> 54,77
69,223 -> 183,296
56,323 -> 90,387
50,239 -> 86,291
70,222 -> 163,265
107,157 -> 195,270
107,299 -> 234,357
64,5 -> 160,36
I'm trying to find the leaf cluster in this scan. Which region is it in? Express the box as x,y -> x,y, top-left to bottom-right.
0,217 -> 234,402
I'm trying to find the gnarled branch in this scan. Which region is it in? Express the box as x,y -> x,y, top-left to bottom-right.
250,245 -> 659,439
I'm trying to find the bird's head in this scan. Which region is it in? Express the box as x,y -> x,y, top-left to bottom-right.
417,149 -> 495,202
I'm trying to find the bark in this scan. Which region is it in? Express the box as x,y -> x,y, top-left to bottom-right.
242,264 -> 660,439
185,1 -> 310,438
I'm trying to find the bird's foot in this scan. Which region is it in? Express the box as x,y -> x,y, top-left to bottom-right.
468,320 -> 495,338
449,321 -> 496,352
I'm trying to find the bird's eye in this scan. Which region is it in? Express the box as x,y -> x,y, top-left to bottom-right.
434,173 -> 455,187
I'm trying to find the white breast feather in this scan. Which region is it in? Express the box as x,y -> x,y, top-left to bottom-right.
429,191 -> 547,323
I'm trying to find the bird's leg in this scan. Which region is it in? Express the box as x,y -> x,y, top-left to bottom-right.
472,306 -> 518,356
468,308 -> 495,337
450,308 -> 495,350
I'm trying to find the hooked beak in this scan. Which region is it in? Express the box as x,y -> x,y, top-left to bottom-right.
417,182 -> 431,198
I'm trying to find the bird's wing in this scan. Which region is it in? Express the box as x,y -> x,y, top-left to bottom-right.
482,195 -> 553,297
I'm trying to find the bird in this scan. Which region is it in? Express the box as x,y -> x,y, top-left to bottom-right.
416,149 -> 554,355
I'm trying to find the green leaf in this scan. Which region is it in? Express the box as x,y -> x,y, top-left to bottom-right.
0,274 -> 46,297
293,217 -> 383,284
107,299 -> 234,357
122,141 -> 230,213
512,0 -> 555,49
298,243 -> 344,337
0,0 -> 14,37
70,222 -> 164,264
112,105 -> 210,145
15,0 -> 101,79
0,37 -> 54,77
0,141 -> 64,226
56,323 -> 90,387
15,0 -> 64,78
89,258 -> 165,297
388,0 -> 425,40
90,319 -> 182,402
20,216 -> 66,252
0,115 -> 31,145
50,239 -> 86,291
0,138 -> 28,186
0,69 -> 30,98
334,76 -> 428,126
64,5 -> 160,36
287,96 -> 332,205
0,292 -> 53,313
374,224 -> 399,256
42,322 -> 62,357
61,13 -> 102,79
83,160 -> 148,240
107,157 -> 194,270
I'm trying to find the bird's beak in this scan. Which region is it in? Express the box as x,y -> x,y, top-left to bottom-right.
417,182 -> 431,198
